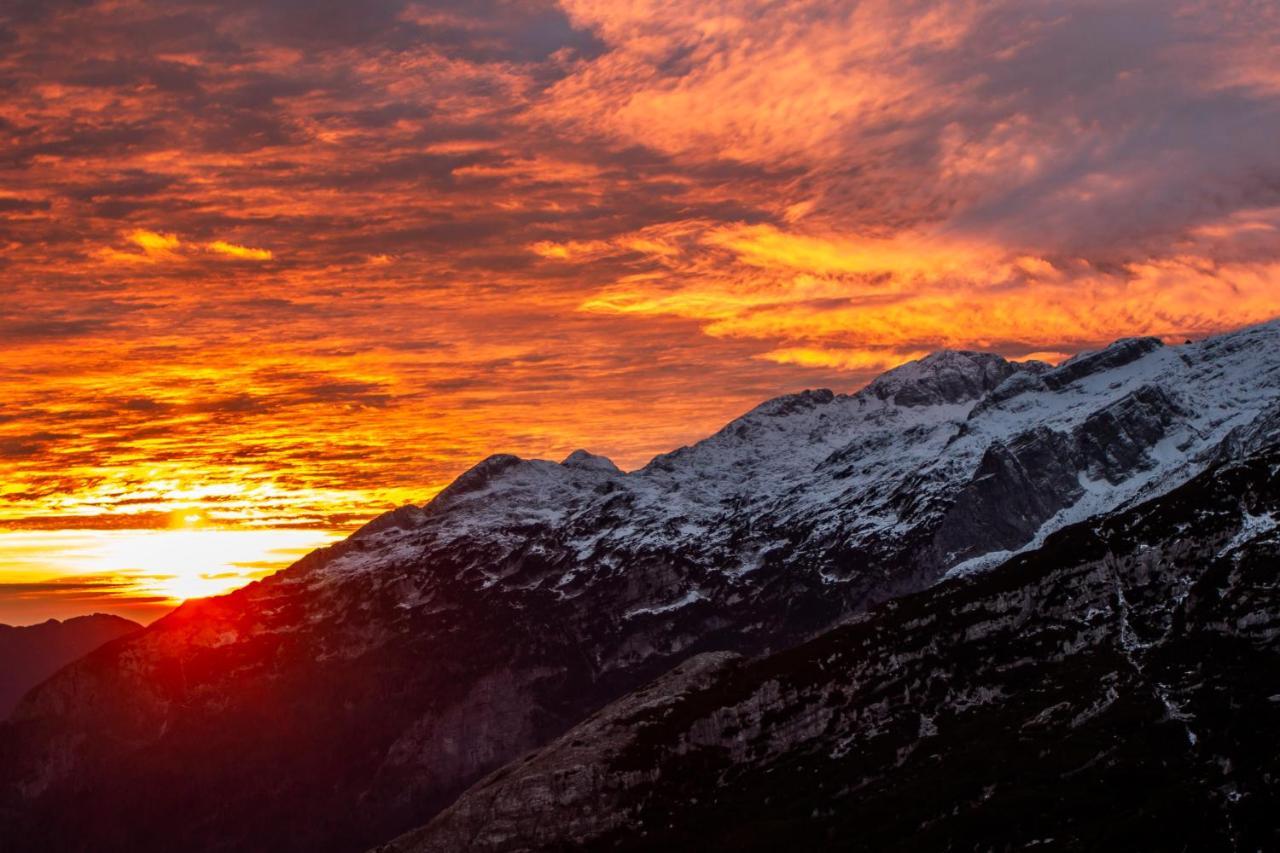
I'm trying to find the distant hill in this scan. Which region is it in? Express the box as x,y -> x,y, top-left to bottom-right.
0,615 -> 142,719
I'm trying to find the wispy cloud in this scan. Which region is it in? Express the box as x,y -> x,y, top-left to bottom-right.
206,241 -> 274,261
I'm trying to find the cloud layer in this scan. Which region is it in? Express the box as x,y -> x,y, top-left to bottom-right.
2,0 -> 1279,551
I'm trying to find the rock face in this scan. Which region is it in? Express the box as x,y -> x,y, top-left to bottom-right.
932,384 -> 1189,561
1,321 -> 1279,852
865,350 -> 1047,407
390,446 -> 1280,853
0,615 -> 140,720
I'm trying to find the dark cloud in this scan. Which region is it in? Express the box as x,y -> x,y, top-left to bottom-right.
6,124 -> 165,167
0,577 -> 135,596
0,318 -> 113,342
0,197 -> 49,213
929,0 -> 1280,256
0,0 -> 95,26
64,172 -> 181,201
61,57 -> 206,94
0,435 -> 59,458
203,0 -> 603,64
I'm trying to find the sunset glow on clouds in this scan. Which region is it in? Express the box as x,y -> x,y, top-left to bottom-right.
1,0 -> 1278,621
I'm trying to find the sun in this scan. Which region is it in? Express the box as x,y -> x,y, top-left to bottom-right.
74,526 -> 342,605
170,509 -> 210,529
0,526 -> 343,622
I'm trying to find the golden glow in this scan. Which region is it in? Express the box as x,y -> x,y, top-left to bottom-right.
761,347 -> 930,373
90,528 -> 334,602
128,229 -> 182,256
206,241 -> 274,261
0,528 -> 341,624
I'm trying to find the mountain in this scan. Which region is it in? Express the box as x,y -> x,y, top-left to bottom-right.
387,443 -> 1280,852
0,615 -> 140,720
2,320 -> 1279,852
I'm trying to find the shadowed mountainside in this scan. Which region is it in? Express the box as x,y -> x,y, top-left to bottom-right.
390,445 -> 1280,852
0,615 -> 141,720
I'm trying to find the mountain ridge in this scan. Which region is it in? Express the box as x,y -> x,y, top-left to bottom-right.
0,614 -> 141,720
2,319 -> 1279,852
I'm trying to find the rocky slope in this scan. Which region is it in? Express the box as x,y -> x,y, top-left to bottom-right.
1,320 -> 1279,852
389,444 -> 1280,852
0,614 -> 140,719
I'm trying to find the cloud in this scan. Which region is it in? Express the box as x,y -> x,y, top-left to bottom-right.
0,196 -> 49,213
95,229 -> 182,264
0,577 -> 136,597
546,0 -> 1280,259
760,346 -> 929,373
207,240 -> 273,260
0,317 -> 114,343
128,229 -> 181,255
95,231 -> 276,264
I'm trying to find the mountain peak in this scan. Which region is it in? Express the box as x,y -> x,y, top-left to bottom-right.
863,349 -> 1034,407
561,449 -> 621,474
427,453 -> 527,511
745,388 -> 837,419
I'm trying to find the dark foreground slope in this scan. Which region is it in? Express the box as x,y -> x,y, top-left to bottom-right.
391,446 -> 1280,853
0,615 -> 140,719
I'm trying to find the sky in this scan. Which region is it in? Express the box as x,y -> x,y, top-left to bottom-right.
2,0 -> 1279,624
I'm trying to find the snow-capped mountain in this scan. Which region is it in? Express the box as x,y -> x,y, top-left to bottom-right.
321,322 -> 1280,596
389,443 -> 1280,852
2,320 -> 1279,853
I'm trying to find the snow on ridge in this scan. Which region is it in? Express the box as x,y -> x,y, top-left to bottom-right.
306,319 -> 1280,594
863,349 -> 1031,406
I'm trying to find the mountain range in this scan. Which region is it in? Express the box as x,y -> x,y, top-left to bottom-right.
0,614 -> 140,720
2,319 -> 1278,852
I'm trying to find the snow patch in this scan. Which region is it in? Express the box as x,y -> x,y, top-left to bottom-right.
625,590 -> 705,619
1217,511 -> 1278,558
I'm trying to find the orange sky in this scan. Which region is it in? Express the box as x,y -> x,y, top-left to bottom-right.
2,0 -> 1279,624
